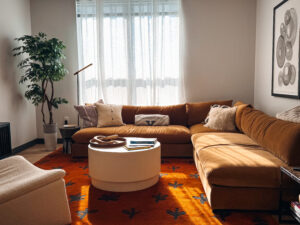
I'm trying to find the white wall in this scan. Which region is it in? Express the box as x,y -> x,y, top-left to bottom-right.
30,0 -> 257,137
183,0 -> 257,104
0,0 -> 37,148
30,0 -> 79,138
255,0 -> 300,116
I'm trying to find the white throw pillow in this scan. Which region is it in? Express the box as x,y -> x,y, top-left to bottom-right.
135,114 -> 170,126
204,105 -> 237,131
95,103 -> 124,127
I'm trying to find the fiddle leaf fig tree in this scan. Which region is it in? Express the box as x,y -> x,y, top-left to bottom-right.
13,32 -> 68,125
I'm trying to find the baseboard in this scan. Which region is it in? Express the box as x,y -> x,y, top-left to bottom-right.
0,139 -> 38,160
9,138 -> 63,156
13,139 -> 38,154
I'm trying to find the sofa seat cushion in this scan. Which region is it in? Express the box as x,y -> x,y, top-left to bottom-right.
192,133 -> 285,188
190,123 -> 226,135
73,125 -> 191,144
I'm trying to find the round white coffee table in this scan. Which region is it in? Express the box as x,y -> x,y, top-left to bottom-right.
88,139 -> 161,192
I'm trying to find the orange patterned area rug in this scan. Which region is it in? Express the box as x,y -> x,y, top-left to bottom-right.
35,148 -> 278,225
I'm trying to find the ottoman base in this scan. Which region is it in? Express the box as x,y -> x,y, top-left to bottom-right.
91,175 -> 160,192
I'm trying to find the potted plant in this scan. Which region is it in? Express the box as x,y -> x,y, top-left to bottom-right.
13,32 -> 68,150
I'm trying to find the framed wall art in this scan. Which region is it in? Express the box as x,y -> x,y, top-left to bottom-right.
272,0 -> 300,99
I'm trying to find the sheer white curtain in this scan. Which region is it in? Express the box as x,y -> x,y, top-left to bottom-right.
76,0 -> 185,105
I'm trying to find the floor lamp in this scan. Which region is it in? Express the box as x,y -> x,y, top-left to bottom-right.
73,63 -> 93,125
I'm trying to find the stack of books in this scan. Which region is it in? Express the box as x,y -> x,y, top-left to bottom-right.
290,201 -> 300,219
125,138 -> 157,150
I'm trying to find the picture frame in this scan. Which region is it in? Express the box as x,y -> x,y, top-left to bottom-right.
272,0 -> 300,99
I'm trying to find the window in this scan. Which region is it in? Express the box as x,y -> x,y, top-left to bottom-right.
76,0 -> 184,105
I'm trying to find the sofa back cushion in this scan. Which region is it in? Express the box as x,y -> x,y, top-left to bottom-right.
234,101 -> 253,131
186,100 -> 233,126
122,104 -> 187,126
239,106 -> 300,166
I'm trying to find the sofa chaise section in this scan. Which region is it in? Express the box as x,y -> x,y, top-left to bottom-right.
192,132 -> 285,210
192,104 -> 300,210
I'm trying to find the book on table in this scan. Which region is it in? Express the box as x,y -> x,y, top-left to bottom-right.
128,137 -> 157,145
290,201 -> 300,218
125,137 -> 157,150
63,124 -> 77,128
124,145 -> 153,151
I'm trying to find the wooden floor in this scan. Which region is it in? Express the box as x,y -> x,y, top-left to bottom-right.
18,144 -> 62,163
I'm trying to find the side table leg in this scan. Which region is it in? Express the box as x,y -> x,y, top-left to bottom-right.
279,171 -> 283,223
63,140 -> 67,154
68,140 -> 72,154
66,141 -> 69,154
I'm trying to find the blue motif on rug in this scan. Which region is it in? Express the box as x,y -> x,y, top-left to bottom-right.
166,208 -> 186,220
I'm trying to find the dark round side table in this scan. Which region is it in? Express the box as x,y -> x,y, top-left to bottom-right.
59,126 -> 80,154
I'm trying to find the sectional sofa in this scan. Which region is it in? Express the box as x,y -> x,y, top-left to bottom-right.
71,100 -> 300,211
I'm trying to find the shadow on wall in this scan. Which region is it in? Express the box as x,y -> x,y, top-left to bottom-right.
0,37 -> 25,109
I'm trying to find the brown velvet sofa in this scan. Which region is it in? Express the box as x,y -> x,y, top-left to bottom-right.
71,100 -> 232,157
72,100 -> 300,211
192,102 -> 300,211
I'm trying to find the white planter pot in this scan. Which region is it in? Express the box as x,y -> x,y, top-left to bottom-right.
43,123 -> 57,151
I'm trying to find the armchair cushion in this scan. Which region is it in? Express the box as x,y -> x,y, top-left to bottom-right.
0,156 -> 65,204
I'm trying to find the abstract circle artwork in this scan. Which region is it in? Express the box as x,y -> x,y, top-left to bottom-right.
272,0 -> 300,98
276,35 -> 286,68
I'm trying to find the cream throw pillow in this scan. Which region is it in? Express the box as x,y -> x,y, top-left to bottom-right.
95,103 -> 124,127
204,105 -> 237,131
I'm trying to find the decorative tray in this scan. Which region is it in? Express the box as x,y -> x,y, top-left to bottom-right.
89,135 -> 126,148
